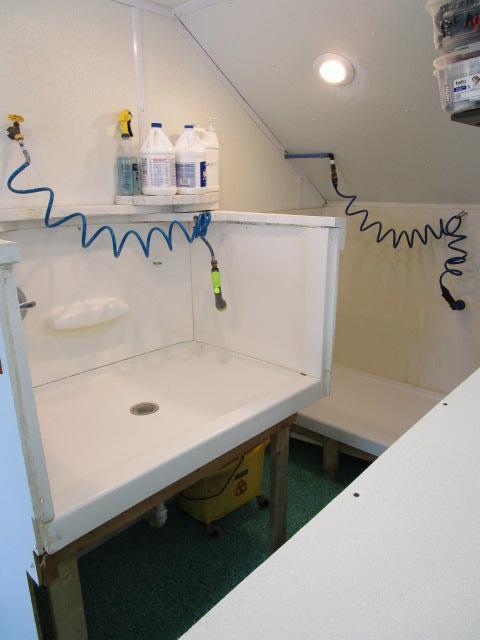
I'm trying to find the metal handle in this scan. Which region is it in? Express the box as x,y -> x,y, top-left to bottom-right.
19,300 -> 36,310
17,287 -> 36,320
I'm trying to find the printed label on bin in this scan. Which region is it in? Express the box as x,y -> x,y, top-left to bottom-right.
453,75 -> 480,102
234,479 -> 248,496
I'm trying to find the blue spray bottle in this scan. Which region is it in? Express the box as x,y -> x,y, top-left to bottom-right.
116,109 -> 141,196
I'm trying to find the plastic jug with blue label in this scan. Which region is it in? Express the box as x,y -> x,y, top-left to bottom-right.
175,125 -> 207,195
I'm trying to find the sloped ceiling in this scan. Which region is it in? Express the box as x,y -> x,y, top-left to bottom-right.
158,0 -> 189,6
178,0 -> 480,204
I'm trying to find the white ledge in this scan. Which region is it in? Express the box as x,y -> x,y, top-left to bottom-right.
115,192 -> 220,208
0,239 -> 21,266
0,206 -> 344,229
213,211 -> 345,228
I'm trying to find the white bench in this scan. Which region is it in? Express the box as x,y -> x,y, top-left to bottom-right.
293,365 -> 444,477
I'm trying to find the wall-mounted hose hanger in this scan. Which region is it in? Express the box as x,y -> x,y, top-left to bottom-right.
284,151 -> 468,311
5,115 -> 227,312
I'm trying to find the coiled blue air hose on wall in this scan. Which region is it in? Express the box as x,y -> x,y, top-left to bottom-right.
7,159 -> 212,258
285,151 -> 468,311
328,156 -> 468,311
5,117 -> 227,309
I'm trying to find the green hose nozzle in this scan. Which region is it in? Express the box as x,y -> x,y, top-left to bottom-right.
211,260 -> 227,311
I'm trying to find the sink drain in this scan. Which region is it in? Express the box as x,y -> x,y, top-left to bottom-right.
130,402 -> 159,416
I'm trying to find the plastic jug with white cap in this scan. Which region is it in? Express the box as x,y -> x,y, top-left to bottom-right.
195,117 -> 220,192
175,125 -> 207,194
140,122 -> 177,196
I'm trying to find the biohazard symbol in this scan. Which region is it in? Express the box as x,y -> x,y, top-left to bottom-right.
234,478 -> 248,496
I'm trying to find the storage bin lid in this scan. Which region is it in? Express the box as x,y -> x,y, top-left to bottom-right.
426,0 -> 480,16
434,42 -> 480,71
427,0 -> 480,51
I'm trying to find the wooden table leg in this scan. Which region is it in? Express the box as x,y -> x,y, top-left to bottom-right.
47,556 -> 88,639
27,574 -> 44,639
323,437 -> 339,481
269,425 -> 290,553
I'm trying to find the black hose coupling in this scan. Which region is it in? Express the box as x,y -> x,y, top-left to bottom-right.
441,285 -> 465,311
329,155 -> 338,188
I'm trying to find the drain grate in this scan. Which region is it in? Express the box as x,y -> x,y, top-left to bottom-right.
130,402 -> 159,416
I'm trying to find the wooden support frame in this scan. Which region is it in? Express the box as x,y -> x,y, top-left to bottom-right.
47,558 -> 88,639
34,415 -> 296,638
323,437 -> 340,481
27,574 -> 45,640
269,426 -> 290,552
291,424 -> 377,481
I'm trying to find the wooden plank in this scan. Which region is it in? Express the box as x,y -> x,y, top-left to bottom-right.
27,573 -> 44,639
291,424 -> 328,446
339,442 -> 376,463
269,425 -> 290,553
291,424 -> 377,463
37,416 -> 295,586
47,557 -> 88,640
323,438 -> 340,481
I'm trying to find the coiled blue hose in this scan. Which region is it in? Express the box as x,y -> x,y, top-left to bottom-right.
7,159 -> 211,258
329,158 -> 468,310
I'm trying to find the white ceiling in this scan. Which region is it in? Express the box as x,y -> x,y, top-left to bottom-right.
180,0 -> 480,204
153,0 -> 186,7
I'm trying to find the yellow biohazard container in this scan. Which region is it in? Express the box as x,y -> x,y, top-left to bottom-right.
178,441 -> 268,525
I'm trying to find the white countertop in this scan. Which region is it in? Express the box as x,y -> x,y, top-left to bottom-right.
182,367 -> 480,640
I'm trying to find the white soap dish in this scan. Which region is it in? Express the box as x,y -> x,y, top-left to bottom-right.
48,297 -> 129,331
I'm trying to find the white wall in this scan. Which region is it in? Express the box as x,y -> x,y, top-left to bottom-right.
0,0 -> 322,213
6,223 -> 193,386
0,0 -> 136,208
191,221 -> 340,379
0,305 -> 38,639
327,202 -> 479,394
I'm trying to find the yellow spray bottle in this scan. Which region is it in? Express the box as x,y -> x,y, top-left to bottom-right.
117,109 -> 141,196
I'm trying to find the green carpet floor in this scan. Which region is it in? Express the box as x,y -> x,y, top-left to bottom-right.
42,440 -> 370,639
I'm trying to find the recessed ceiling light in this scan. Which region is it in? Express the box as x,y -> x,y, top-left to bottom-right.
313,54 -> 355,86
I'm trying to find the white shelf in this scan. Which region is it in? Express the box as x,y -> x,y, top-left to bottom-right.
0,207 -> 345,232
0,193 -> 219,231
0,207 -> 192,232
115,192 -> 220,211
0,192 -> 220,230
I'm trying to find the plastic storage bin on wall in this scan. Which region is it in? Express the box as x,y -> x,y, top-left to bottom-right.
434,45 -> 480,113
427,0 -> 480,51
